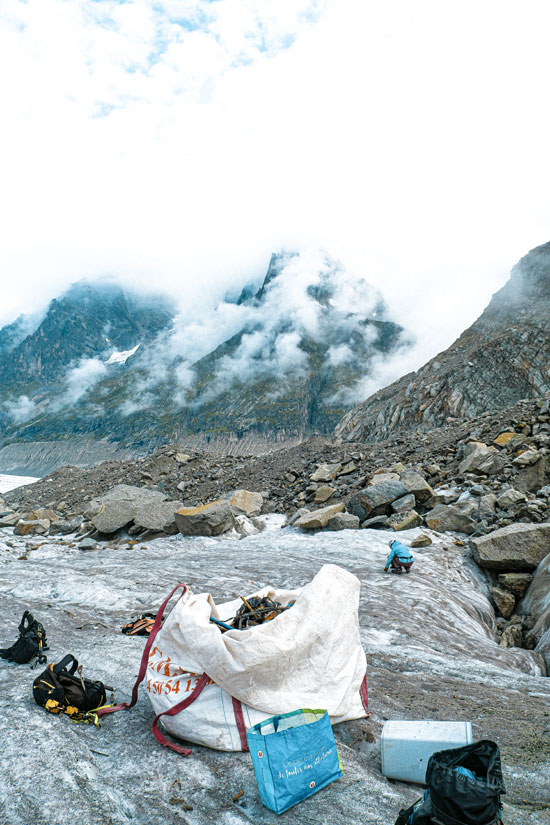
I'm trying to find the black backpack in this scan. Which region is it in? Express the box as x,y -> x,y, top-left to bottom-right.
33,654 -> 111,723
0,611 -> 48,667
395,740 -> 506,825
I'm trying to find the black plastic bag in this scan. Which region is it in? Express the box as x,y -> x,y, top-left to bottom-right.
427,740 -> 505,825
0,611 -> 48,666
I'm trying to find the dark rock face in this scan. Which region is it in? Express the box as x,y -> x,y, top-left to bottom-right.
0,280 -> 175,385
336,241 -> 550,443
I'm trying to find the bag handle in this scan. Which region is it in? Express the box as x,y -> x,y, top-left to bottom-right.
19,611 -> 34,634
97,582 -> 188,718
151,673 -> 211,756
53,655 -> 79,675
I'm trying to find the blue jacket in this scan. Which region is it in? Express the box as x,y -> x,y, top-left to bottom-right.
385,540 -> 414,569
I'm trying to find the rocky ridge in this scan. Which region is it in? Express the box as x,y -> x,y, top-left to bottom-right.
336,240 -> 550,443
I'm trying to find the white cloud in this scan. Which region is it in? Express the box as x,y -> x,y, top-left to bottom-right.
0,0 -> 550,400
55,357 -> 108,407
4,394 -> 37,423
327,344 -> 354,367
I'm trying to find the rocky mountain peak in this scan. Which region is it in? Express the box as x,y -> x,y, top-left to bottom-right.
0,280 -> 176,386
336,241 -> 550,443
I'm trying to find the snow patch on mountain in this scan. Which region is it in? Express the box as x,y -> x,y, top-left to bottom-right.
105,343 -> 141,365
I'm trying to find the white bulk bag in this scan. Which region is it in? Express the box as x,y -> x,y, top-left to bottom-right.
146,563 -> 369,751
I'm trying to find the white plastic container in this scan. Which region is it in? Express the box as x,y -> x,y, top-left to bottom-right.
381,720 -> 473,784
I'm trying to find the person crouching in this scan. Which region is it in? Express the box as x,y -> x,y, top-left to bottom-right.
384,539 -> 414,574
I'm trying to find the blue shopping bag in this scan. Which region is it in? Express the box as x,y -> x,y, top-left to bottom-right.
247,708 -> 343,814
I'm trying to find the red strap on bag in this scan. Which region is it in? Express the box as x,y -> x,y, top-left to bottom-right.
152,673 -> 211,755
97,582 -> 189,717
360,673 -> 371,717
231,696 -> 250,752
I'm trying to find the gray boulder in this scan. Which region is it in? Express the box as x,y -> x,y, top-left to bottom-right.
479,494 -> 497,519
471,522 -> 550,571
434,488 -> 460,505
134,500 -> 182,534
79,538 -> 98,551
175,501 -> 236,536
295,503 -> 345,530
459,442 -> 506,476
391,493 -> 416,513
0,512 -> 20,527
424,503 -> 476,534
287,508 -> 310,527
89,485 -> 168,534
513,449 -> 540,466
399,469 -> 434,504
49,517 -> 84,536
348,480 -> 409,521
326,512 -> 360,531
497,489 -> 526,509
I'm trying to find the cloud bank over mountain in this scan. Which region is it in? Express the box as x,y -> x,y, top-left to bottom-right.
0,251 -> 411,447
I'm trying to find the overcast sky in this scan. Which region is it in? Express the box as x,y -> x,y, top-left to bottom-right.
1,0 -> 549,369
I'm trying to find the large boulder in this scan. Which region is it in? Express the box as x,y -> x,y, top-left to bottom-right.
14,518 -> 50,536
391,494 -> 416,513
326,512 -> 360,531
424,503 -> 476,534
295,503 -> 345,530
513,457 -> 550,494
175,501 -> 236,536
133,500 -> 182,534
399,469 -> 434,504
348,480 -> 409,521
471,522 -> 550,571
0,512 -> 20,527
479,494 -> 497,519
89,485 -> 168,534
227,490 -> 263,517
458,442 -> 506,476
49,517 -> 84,536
